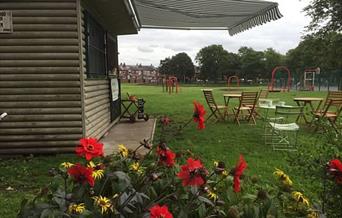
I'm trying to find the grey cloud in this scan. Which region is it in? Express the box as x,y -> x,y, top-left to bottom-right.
137,46 -> 154,53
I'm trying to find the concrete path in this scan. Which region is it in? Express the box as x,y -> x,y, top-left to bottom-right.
101,119 -> 156,155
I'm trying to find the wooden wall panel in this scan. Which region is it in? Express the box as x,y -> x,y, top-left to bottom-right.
0,0 -> 82,153
81,9 -> 112,139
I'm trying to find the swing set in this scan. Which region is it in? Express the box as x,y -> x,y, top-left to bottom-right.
268,66 -> 292,92
227,76 -> 240,88
162,76 -> 180,94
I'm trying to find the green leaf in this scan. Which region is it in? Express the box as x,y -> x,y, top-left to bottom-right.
198,196 -> 215,207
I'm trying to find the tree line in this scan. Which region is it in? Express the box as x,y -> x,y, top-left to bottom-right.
159,32 -> 341,84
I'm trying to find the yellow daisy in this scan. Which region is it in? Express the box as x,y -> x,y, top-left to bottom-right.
92,196 -> 113,214
129,162 -> 143,174
222,170 -> 229,177
118,144 -> 129,158
68,203 -> 85,214
213,161 -> 219,167
87,161 -> 105,180
60,162 -> 74,169
207,190 -> 218,201
273,168 -> 293,186
292,191 -> 310,206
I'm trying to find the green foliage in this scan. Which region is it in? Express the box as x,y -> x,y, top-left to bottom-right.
287,120 -> 342,217
159,53 -> 195,80
195,45 -> 233,81
304,0 -> 342,36
18,120 -> 320,217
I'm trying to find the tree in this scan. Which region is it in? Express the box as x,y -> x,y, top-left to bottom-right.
238,47 -> 266,80
159,57 -> 172,75
304,0 -> 342,35
159,53 -> 195,81
195,45 -> 230,81
264,48 -> 284,74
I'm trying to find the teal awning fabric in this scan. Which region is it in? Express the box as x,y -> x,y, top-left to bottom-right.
133,0 -> 283,35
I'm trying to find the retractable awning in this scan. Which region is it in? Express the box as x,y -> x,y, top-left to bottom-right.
132,0 -> 283,35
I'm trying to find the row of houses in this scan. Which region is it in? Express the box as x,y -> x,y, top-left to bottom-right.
119,63 -> 160,83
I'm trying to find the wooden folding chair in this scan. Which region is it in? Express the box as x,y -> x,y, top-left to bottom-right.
316,91 -> 342,113
255,89 -> 269,117
313,99 -> 342,133
233,91 -> 258,125
202,89 -> 228,122
258,89 -> 269,100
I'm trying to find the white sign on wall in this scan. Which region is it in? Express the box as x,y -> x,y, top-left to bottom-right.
0,11 -> 13,33
111,78 -> 119,101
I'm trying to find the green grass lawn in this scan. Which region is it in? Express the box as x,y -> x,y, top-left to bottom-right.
0,84 -> 328,217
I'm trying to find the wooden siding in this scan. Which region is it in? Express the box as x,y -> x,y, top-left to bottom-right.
81,9 -> 111,139
0,0 -> 82,154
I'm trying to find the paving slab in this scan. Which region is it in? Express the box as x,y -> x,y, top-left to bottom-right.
101,119 -> 156,155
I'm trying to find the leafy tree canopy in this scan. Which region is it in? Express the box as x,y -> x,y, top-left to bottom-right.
304,0 -> 342,35
158,53 -> 195,80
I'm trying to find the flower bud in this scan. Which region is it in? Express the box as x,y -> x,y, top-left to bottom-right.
227,206 -> 240,218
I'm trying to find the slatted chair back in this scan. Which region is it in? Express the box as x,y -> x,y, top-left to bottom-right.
203,89 -> 217,109
275,106 -> 304,122
240,91 -> 258,108
324,91 -> 342,106
259,89 -> 269,99
324,99 -> 342,116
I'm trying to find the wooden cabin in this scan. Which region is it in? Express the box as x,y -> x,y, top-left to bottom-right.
0,0 -> 139,154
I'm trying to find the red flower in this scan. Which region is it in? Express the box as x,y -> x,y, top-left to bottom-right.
233,155 -> 247,192
193,101 -> 206,130
327,159 -> 342,184
67,163 -> 95,187
149,204 -> 173,218
160,116 -> 171,126
177,158 -> 207,187
75,138 -> 104,161
157,145 -> 176,167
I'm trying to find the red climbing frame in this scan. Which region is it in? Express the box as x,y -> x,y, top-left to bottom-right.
268,66 -> 292,92
227,76 -> 240,88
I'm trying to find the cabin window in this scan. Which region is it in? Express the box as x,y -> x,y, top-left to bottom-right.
85,12 -> 106,77
0,11 -> 13,33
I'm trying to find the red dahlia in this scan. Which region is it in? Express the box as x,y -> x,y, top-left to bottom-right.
193,101 -> 206,130
75,138 -> 104,161
156,145 -> 176,167
177,158 -> 207,187
160,116 -> 171,126
233,155 -> 247,192
67,163 -> 95,187
149,204 -> 173,218
327,159 -> 342,184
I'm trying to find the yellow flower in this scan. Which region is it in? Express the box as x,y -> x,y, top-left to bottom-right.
222,170 -> 229,177
118,144 -> 129,158
207,190 -> 218,201
129,162 -> 143,174
307,210 -> 319,218
87,161 -> 105,180
292,191 -> 310,206
92,196 -> 113,214
60,162 -> 74,169
68,203 -> 85,214
273,168 -> 293,186
213,161 -> 219,167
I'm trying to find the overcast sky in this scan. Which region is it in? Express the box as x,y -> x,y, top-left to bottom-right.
118,0 -> 311,66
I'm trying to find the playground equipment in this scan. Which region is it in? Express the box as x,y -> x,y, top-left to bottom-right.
227,76 -> 240,88
268,66 -> 292,92
302,68 -> 319,91
163,76 -> 180,94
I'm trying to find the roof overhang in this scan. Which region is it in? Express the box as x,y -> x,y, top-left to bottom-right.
132,0 -> 283,35
82,0 -> 140,35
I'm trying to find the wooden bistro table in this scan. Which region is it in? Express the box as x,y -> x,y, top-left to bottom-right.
223,93 -> 241,117
293,97 -> 324,124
